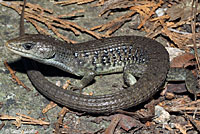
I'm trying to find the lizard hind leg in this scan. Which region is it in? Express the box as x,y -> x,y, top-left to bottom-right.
123,63 -> 147,86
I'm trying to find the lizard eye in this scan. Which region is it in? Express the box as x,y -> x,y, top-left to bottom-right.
22,43 -> 34,50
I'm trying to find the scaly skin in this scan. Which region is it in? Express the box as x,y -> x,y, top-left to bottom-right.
5,0 -> 198,114
6,34 -> 171,113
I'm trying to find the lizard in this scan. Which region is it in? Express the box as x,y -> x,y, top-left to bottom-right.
5,0 -> 199,114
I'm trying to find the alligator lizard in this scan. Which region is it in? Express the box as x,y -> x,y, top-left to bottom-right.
6,33 -> 198,114
5,0 -> 198,114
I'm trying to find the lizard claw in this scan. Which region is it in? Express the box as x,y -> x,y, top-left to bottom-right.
69,82 -> 84,94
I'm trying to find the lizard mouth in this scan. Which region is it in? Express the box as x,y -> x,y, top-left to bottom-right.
5,42 -> 42,60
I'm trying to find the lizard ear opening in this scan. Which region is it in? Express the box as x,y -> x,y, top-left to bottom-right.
47,52 -> 56,59
22,43 -> 35,50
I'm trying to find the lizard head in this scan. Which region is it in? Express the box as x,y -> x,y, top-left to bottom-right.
5,34 -> 60,61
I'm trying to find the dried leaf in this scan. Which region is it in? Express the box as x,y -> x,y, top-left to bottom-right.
170,53 -> 195,68
166,83 -> 187,94
119,114 -> 142,131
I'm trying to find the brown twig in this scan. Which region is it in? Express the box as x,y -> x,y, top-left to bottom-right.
137,0 -> 164,29
91,11 -> 135,36
54,107 -> 69,134
91,0 -> 165,36
0,122 -> 5,131
104,114 -> 121,134
191,0 -> 200,72
0,113 -> 49,128
164,98 -> 200,114
4,60 -> 31,91
54,0 -> 96,5
0,1 -> 104,43
42,102 -> 57,114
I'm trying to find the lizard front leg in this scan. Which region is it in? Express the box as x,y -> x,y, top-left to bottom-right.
70,68 -> 96,90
